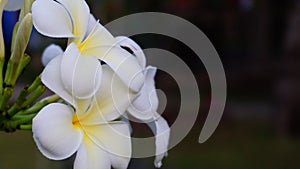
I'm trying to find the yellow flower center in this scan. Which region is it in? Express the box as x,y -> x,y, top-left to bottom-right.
72,115 -> 81,128
77,41 -> 87,52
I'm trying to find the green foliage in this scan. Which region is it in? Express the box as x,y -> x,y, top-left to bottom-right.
0,0 -> 60,132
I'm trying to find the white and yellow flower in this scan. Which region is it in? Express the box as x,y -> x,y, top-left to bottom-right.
115,36 -> 170,168
32,0 -> 144,99
33,0 -> 170,168
33,65 -> 134,169
41,44 -> 63,66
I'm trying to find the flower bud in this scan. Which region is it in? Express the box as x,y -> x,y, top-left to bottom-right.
5,13 -> 32,85
11,13 -> 32,63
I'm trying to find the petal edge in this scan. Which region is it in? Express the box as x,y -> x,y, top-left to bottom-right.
32,103 -> 83,160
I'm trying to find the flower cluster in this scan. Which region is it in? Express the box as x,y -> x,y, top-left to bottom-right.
30,0 -> 170,169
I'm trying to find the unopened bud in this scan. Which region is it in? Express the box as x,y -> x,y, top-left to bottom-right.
5,13 -> 32,85
12,13 -> 32,63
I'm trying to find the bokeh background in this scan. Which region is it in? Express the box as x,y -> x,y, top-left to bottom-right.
1,0 -> 300,168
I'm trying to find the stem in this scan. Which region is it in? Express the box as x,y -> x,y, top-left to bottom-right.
3,94 -> 60,132
4,114 -> 35,131
0,59 -> 4,94
5,94 -> 60,131
19,124 -> 32,130
7,85 -> 46,117
21,94 -> 60,115
0,0 -> 8,94
0,87 -> 13,111
16,53 -> 31,79
6,75 -> 42,117
21,85 -> 46,108
26,75 -> 42,94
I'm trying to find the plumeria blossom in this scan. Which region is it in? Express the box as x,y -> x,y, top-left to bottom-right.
32,0 -> 170,168
39,36 -> 171,168
41,44 -> 63,66
33,64 -> 135,169
32,0 -> 144,99
115,36 -> 170,168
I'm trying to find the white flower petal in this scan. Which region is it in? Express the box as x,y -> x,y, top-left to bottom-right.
115,36 -> 146,69
32,0 -> 74,38
127,66 -> 158,121
81,65 -> 135,124
76,22 -> 144,92
121,114 -> 133,134
4,0 -> 22,11
41,54 -> 75,106
56,0 -> 90,43
83,122 -> 132,169
41,44 -> 63,66
79,21 -> 116,51
74,139 -> 111,169
61,43 -> 102,99
32,103 -> 83,160
76,97 -> 93,113
152,116 -> 170,168
84,14 -> 97,40
97,46 -> 145,92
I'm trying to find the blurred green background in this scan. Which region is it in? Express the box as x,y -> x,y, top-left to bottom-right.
2,0 -> 300,168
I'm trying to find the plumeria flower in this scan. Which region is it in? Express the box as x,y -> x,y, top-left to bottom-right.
41,44 -> 63,66
116,36 -> 170,168
32,0 -> 144,99
33,64 -> 135,169
1,0 -> 22,11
